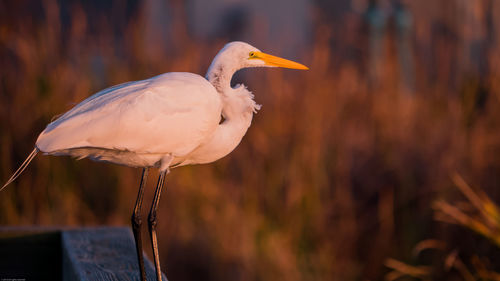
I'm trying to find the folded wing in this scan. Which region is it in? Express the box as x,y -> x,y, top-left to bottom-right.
36,72 -> 222,159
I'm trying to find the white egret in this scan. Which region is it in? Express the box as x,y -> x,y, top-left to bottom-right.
1,41 -> 308,281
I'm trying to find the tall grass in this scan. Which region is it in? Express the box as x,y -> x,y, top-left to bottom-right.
386,174 -> 500,281
1,1 -> 500,281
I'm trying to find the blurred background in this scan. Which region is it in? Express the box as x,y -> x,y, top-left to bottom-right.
1,0 -> 500,280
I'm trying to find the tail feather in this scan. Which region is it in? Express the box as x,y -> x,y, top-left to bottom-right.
1,148 -> 39,192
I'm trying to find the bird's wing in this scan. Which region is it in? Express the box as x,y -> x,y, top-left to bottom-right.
36,72 -> 222,157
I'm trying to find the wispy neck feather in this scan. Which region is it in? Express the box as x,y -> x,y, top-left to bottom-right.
205,56 -> 261,120
186,43 -> 263,166
181,84 -> 260,166
222,84 -> 261,120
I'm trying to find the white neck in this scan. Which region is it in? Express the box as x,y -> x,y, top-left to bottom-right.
182,57 -> 260,166
205,52 -> 261,120
205,54 -> 236,93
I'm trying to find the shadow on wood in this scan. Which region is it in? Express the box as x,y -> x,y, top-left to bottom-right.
0,226 -> 167,281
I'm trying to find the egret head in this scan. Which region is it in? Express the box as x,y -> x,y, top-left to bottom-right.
206,41 -> 308,92
213,41 -> 309,70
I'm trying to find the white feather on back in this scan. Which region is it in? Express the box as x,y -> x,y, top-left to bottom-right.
36,72 -> 222,167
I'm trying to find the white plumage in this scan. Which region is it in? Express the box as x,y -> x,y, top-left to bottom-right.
30,41 -> 305,172
2,41 -> 307,185
37,72 -> 224,170
1,41 -> 308,281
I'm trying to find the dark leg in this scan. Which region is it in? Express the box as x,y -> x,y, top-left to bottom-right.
148,170 -> 167,281
131,168 -> 149,281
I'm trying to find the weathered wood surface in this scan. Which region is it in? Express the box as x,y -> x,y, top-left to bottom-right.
62,227 -> 167,281
0,227 -> 168,281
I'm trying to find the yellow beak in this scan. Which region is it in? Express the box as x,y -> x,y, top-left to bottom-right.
252,51 -> 309,70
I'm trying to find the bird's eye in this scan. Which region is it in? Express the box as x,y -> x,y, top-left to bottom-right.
249,51 -> 255,57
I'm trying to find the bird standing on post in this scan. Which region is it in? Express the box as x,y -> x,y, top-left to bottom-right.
1,41 -> 308,281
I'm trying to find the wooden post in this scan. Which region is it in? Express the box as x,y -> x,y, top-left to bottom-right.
0,226 -> 167,281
